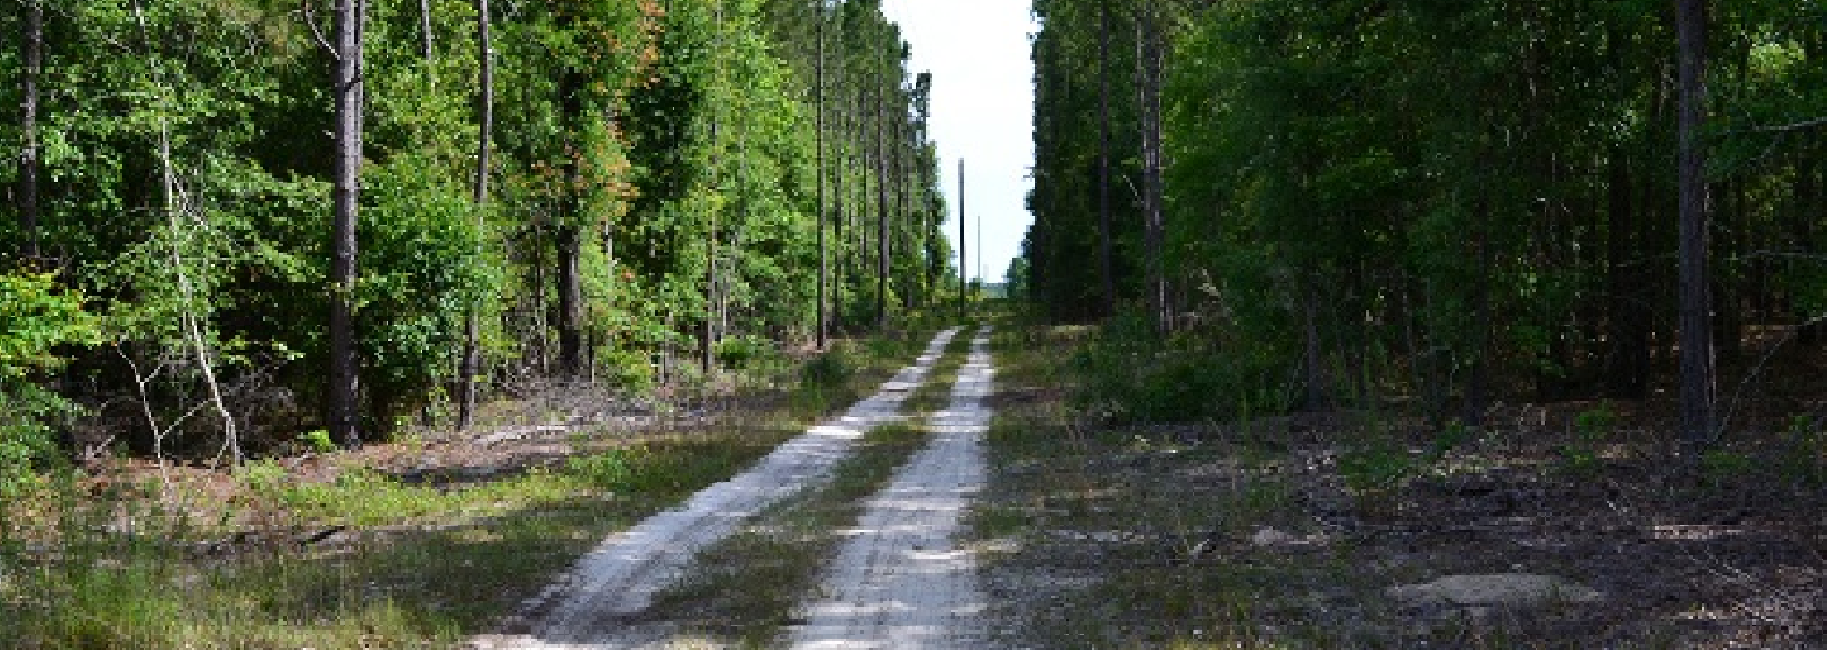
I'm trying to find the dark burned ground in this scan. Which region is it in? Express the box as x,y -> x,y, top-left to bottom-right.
973,332 -> 1824,648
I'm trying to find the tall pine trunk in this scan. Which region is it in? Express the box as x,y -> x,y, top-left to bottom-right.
19,0 -> 42,263
1135,0 -> 1168,334
814,0 -> 827,349
1675,0 -> 1715,443
330,0 -> 365,446
460,0 -> 492,429
1097,0 -> 1115,317
556,58 -> 585,380
875,65 -> 890,331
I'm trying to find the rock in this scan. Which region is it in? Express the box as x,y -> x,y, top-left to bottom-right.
1387,573 -> 1603,607
1251,527 -> 1299,546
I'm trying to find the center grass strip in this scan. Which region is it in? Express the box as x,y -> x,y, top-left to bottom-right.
642,422 -> 934,646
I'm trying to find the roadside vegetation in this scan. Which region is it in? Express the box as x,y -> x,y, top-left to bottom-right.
972,308 -> 1823,649
0,327 -> 943,649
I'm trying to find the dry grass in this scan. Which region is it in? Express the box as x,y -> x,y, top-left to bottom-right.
0,331 -> 941,649
970,314 -> 1824,649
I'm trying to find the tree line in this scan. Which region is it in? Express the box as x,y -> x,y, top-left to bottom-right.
0,0 -> 958,475
1022,0 -> 1823,434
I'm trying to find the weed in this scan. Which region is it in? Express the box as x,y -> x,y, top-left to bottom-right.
645,422 -> 930,646
1699,449 -> 1756,489
1338,439 -> 1416,493
800,348 -> 854,392
297,429 -> 338,454
1560,402 -> 1616,477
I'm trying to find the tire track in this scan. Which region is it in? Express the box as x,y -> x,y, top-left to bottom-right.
471,328 -> 961,649
787,326 -> 995,650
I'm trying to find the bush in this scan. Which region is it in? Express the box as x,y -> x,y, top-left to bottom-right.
1070,313 -> 1291,425
0,271 -> 101,496
713,335 -> 773,370
800,348 -> 854,392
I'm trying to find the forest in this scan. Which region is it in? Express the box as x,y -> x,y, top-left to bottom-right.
0,0 -> 1825,646
1,0 -> 960,473
1020,0 -> 1824,433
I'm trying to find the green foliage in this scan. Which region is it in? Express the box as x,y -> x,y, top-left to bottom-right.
800,348 -> 855,392
0,272 -> 101,496
1071,312 -> 1290,425
1022,0 -> 1824,426
1337,439 -> 1418,494
1561,403 -> 1618,476
713,335 -> 774,370
296,429 -> 338,454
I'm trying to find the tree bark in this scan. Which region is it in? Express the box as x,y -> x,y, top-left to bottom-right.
1675,0 -> 1715,443
1136,0 -> 1168,334
461,0 -> 492,429
329,0 -> 365,447
1097,0 -> 1115,317
814,0 -> 827,349
555,28 -> 585,379
1604,146 -> 1650,398
19,0 -> 42,263
875,62 -> 890,331
557,222 -> 584,379
419,0 -> 433,60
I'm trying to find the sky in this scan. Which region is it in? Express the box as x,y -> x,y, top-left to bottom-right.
880,0 -> 1038,283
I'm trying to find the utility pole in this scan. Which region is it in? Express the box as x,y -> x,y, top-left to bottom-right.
958,158 -> 966,319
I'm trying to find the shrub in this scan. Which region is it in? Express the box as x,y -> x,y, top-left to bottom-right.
0,271 -> 102,496
800,348 -> 854,392
1070,313 -> 1291,425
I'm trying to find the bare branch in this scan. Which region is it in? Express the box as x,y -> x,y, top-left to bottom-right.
1729,117 -> 1826,134
301,0 -> 340,59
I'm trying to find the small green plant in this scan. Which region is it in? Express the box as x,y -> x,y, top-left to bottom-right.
566,449 -> 634,489
1426,420 -> 1476,463
1338,440 -> 1416,493
1699,449 -> 1756,489
800,348 -> 854,391
297,429 -> 338,454
713,335 -> 772,369
1776,415 -> 1826,488
1561,402 -> 1616,476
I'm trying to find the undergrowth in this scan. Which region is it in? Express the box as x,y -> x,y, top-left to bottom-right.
0,328 -> 942,649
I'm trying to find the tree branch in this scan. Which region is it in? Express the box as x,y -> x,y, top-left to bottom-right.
301,0 -> 340,59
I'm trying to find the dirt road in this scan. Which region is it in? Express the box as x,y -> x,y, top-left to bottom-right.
469,327 -> 986,649
786,327 -> 994,649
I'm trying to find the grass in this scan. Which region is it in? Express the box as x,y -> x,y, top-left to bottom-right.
1,434 -> 785,649
968,317 -> 1383,649
972,309 -> 1823,649
639,329 -> 974,646
0,328 -> 947,649
643,422 -> 934,646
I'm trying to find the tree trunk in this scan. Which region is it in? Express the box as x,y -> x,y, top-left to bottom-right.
958,158 -> 966,319
329,0 -> 365,447
555,43 -> 585,379
1604,146 -> 1650,398
1135,0 -> 1168,334
419,0 -> 433,60
1303,282 -> 1327,411
460,0 -> 492,429
875,66 -> 890,331
1675,0 -> 1715,444
1097,0 -> 1115,317
1463,209 -> 1494,427
557,223 -> 584,379
19,0 -> 42,263
814,0 -> 827,349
